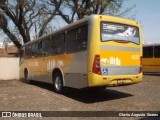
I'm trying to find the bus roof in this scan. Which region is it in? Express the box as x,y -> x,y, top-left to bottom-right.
23,15 -> 140,47
143,43 -> 160,47
23,15 -> 92,46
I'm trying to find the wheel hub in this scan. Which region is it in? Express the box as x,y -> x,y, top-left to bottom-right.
55,76 -> 62,91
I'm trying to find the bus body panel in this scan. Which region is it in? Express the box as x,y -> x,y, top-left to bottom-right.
88,15 -> 142,87
88,73 -> 142,87
63,51 -> 88,88
143,44 -> 160,73
20,15 -> 142,89
21,52 -> 88,88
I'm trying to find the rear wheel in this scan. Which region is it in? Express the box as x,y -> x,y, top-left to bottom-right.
53,72 -> 63,94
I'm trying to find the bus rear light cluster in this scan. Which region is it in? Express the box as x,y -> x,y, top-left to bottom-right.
92,55 -> 101,75
139,56 -> 142,73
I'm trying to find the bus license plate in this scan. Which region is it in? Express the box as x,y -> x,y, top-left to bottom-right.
117,80 -> 126,84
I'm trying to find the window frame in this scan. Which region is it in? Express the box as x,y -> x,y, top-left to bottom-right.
100,21 -> 140,45
66,24 -> 88,53
50,33 -> 65,55
143,46 -> 154,58
154,45 -> 160,58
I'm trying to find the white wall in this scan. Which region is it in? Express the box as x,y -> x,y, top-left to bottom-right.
0,57 -> 19,80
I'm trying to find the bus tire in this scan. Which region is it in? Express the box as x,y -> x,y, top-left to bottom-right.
53,72 -> 63,94
24,69 -> 31,84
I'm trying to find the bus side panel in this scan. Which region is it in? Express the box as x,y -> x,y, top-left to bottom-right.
64,51 -> 88,89
143,58 -> 160,72
63,19 -> 94,89
88,16 -> 101,87
29,56 -> 53,84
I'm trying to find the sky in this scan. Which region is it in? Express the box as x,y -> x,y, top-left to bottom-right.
123,0 -> 160,44
51,0 -> 160,44
0,0 -> 160,46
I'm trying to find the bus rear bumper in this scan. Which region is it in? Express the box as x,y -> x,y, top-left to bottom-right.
88,72 -> 143,87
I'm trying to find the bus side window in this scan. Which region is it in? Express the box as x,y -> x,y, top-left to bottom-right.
66,24 -> 88,53
66,29 -> 77,53
38,40 -> 49,56
154,46 -> 160,58
43,39 -> 50,55
31,43 -> 36,57
20,50 -> 24,62
51,34 -> 65,55
35,43 -> 39,57
77,25 -> 88,51
25,46 -> 29,58
27,45 -> 32,58
143,47 -> 153,58
38,41 -> 43,56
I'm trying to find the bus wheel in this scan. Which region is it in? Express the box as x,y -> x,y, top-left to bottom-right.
24,69 -> 30,83
53,72 -> 63,94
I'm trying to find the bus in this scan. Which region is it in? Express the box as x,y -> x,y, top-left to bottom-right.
19,15 -> 143,93
143,44 -> 160,73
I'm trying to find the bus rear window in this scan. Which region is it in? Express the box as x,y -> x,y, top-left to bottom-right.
100,22 -> 140,44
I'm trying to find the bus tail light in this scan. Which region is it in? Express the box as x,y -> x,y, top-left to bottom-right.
139,56 -> 142,73
92,55 -> 101,75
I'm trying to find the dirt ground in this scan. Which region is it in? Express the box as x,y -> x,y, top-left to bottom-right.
0,74 -> 160,120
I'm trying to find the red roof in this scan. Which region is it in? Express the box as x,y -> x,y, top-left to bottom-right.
0,46 -> 18,57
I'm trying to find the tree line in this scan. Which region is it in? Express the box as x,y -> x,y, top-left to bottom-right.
0,0 -> 135,49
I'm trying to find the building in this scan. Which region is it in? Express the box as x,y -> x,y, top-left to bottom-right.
0,46 -> 18,57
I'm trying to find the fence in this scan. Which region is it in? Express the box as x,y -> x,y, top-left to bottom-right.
0,57 -> 19,80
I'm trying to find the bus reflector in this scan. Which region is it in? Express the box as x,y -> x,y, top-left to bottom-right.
92,55 -> 101,75
139,56 -> 142,73
103,78 -> 107,80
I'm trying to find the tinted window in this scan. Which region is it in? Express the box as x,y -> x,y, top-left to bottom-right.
38,40 -> 49,56
25,46 -> 29,57
20,50 -> 24,59
38,41 -> 43,50
50,34 -> 65,55
143,47 -> 153,58
31,44 -> 36,56
31,44 -> 38,57
33,43 -> 39,57
25,45 -> 32,57
154,46 -> 160,58
66,25 -> 88,53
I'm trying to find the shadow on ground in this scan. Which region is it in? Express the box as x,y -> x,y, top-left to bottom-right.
143,72 -> 160,76
21,79 -> 133,104
64,88 -> 133,104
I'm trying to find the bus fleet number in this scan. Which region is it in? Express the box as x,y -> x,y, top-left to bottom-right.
132,55 -> 139,60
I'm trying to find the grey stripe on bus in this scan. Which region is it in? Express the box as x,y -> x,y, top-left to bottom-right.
101,66 -> 140,75
100,46 -> 140,52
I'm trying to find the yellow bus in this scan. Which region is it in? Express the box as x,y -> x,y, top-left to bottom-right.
143,44 -> 160,73
20,15 -> 143,93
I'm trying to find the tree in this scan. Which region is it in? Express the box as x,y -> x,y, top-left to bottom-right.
0,12 -> 22,48
0,0 -> 62,49
55,0 -> 135,24
0,0 -> 135,49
